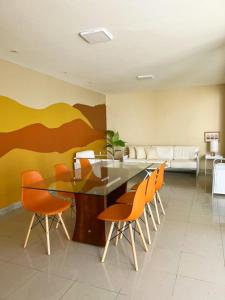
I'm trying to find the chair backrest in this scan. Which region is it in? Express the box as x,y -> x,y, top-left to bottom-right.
128,178 -> 148,220
54,163 -> 72,179
155,163 -> 165,191
79,158 -> 91,168
145,170 -> 157,203
79,158 -> 94,178
21,170 -> 50,210
74,150 -> 96,171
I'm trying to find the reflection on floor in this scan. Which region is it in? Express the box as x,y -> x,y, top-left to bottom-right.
0,173 -> 225,299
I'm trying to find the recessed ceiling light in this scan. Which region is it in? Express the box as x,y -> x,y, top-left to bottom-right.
9,50 -> 18,54
79,28 -> 113,44
136,74 -> 155,80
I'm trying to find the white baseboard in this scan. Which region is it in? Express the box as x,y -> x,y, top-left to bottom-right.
0,201 -> 22,216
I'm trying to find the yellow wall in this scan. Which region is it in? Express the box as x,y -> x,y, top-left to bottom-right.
106,85 -> 225,160
0,59 -> 106,209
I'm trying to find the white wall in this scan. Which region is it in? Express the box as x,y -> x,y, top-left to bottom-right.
106,85 -> 225,157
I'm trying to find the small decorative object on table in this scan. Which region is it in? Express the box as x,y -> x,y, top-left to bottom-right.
204,131 -> 220,156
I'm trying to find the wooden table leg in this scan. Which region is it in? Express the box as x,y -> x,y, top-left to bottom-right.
72,182 -> 127,247
72,193 -> 106,246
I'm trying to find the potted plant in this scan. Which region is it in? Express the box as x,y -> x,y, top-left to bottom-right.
105,130 -> 126,159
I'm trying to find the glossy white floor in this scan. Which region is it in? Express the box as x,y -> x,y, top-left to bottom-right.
0,173 -> 225,300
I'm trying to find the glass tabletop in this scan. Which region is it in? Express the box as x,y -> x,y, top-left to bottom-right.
23,160 -> 155,196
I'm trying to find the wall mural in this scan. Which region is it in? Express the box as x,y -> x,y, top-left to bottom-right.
0,96 -> 106,208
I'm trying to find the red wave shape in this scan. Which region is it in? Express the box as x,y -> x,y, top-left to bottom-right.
0,119 -> 104,157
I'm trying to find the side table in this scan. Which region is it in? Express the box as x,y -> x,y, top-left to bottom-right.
205,153 -> 223,176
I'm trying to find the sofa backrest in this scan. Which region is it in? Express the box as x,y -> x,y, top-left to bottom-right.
127,145 -> 199,161
173,146 -> 199,160
146,146 -> 174,160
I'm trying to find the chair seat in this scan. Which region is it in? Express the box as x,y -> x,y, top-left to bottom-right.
116,191 -> 135,205
26,196 -> 71,215
98,204 -> 133,222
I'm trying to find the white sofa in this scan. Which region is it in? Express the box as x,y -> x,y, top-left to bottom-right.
125,145 -> 200,175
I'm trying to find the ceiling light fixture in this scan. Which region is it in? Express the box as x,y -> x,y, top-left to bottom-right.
136,74 -> 155,80
78,28 -> 113,44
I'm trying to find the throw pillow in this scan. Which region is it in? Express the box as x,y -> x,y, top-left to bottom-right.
128,146 -> 136,159
135,146 -> 146,159
146,146 -> 158,160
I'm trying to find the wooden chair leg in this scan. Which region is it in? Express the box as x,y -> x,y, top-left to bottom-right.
143,208 -> 151,245
129,223 -> 138,271
24,213 -> 35,248
45,215 -> 50,255
115,221 -> 121,246
154,195 -> 160,225
156,191 -> 166,215
58,213 -> 70,240
147,203 -> 157,231
101,222 -> 115,263
136,219 -> 148,252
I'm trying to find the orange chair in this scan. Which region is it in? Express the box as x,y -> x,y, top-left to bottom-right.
54,163 -> 76,228
154,163 -> 166,224
116,170 -> 158,245
144,170 -> 158,232
22,170 -> 71,255
98,179 -> 148,271
54,163 -> 76,200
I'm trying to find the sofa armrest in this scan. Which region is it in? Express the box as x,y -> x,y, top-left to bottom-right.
196,151 -> 200,176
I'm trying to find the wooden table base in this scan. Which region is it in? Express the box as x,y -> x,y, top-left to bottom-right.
72,183 -> 127,247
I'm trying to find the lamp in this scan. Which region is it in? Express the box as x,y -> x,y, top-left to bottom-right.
210,139 -> 218,156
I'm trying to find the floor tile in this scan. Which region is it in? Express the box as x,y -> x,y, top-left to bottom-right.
172,275 -> 225,300
7,271 -> 73,300
172,276 -> 212,300
154,221 -> 188,251
39,247 -> 130,292
143,246 -> 181,274
120,269 -> 176,299
0,261 -> 37,298
61,281 -> 117,300
178,252 -> 225,284
182,222 -> 224,260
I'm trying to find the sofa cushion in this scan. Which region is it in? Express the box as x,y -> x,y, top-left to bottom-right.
135,146 -> 146,159
147,159 -> 170,168
173,146 -> 199,160
128,146 -> 136,159
147,146 -> 173,160
170,159 -> 197,169
124,158 -> 147,163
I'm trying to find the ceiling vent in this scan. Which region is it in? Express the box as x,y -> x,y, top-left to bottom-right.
79,28 -> 113,44
136,74 -> 155,80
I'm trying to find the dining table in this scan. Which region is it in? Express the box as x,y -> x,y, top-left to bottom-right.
22,159 -> 157,247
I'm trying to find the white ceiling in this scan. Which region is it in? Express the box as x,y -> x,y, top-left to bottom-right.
0,0 -> 224,94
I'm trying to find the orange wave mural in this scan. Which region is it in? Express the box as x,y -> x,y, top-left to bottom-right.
74,103 -> 106,131
0,96 -> 106,209
0,119 -> 104,157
